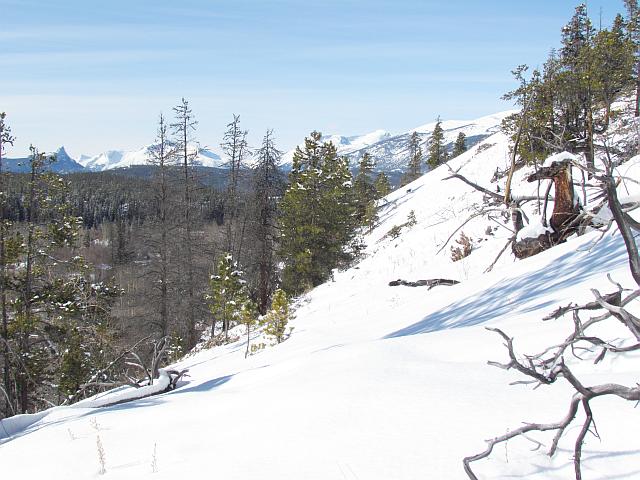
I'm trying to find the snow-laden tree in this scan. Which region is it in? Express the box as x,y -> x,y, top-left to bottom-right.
2,147 -> 121,414
279,131 -> 359,295
207,253 -> 251,342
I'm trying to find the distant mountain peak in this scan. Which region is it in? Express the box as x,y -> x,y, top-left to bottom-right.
280,110 -> 515,173
76,143 -> 224,171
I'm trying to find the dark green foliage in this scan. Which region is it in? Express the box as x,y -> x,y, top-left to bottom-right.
625,0 -> 640,115
401,132 -> 423,186
207,253 -> 251,341
59,329 -> 89,398
1,112 -> 15,417
263,288 -> 290,344
279,132 -> 359,295
2,148 -> 121,414
453,132 -> 467,157
252,130 -> 283,314
502,5 -> 636,167
354,153 -> 378,228
374,172 -> 391,199
427,117 -> 445,168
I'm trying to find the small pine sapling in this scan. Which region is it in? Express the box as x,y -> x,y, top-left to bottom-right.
263,289 -> 290,344
241,301 -> 257,358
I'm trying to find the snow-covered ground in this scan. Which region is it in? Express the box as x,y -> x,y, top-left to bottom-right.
1,105 -> 639,479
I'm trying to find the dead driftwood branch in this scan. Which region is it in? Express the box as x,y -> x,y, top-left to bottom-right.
463,297 -> 640,480
388,278 -> 460,289
442,172 -> 505,203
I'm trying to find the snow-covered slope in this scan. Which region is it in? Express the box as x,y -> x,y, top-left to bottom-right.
77,144 -> 224,171
1,104 -> 639,480
281,111 -> 513,172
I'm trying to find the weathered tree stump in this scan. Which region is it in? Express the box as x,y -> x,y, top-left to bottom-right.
513,160 -> 581,259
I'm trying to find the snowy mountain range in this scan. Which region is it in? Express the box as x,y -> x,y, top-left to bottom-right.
4,112 -> 511,175
76,144 -> 224,171
281,110 -> 514,171
3,146 -> 86,174
1,99 -> 638,479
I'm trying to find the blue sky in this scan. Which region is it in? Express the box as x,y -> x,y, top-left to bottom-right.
0,0 -> 627,156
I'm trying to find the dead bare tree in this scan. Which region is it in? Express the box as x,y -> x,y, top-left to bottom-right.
171,98 -> 199,349
463,159 -> 640,480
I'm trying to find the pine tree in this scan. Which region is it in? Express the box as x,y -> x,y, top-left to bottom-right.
252,130 -> 283,315
6,148 -> 120,412
207,253 -> 249,342
59,328 -> 90,398
452,132 -> 467,157
0,113 -> 15,416
624,0 -> 640,116
279,132 -> 358,295
374,172 -> 391,199
401,132 -> 422,186
560,4 -> 596,169
591,16 -> 635,126
263,288 -> 289,344
354,153 -> 377,227
240,300 -> 257,358
427,117 -> 445,168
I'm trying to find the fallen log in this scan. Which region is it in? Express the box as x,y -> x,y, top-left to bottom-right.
388,278 -> 460,289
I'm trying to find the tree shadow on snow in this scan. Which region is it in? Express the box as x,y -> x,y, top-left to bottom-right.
384,234 -> 627,339
171,374 -> 233,396
514,447 -> 640,479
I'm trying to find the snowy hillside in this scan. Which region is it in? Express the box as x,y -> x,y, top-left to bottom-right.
281,111 -> 513,172
1,104 -> 639,480
77,144 -> 224,171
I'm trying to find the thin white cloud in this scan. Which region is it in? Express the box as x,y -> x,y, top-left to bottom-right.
0,48 -> 198,65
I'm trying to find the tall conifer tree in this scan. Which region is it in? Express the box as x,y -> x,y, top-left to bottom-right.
401,132 -> 422,186
452,132 -> 467,157
279,132 -> 358,295
253,130 -> 283,314
427,117 -> 445,168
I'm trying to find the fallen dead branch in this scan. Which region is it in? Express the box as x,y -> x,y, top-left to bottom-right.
388,278 -> 460,289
